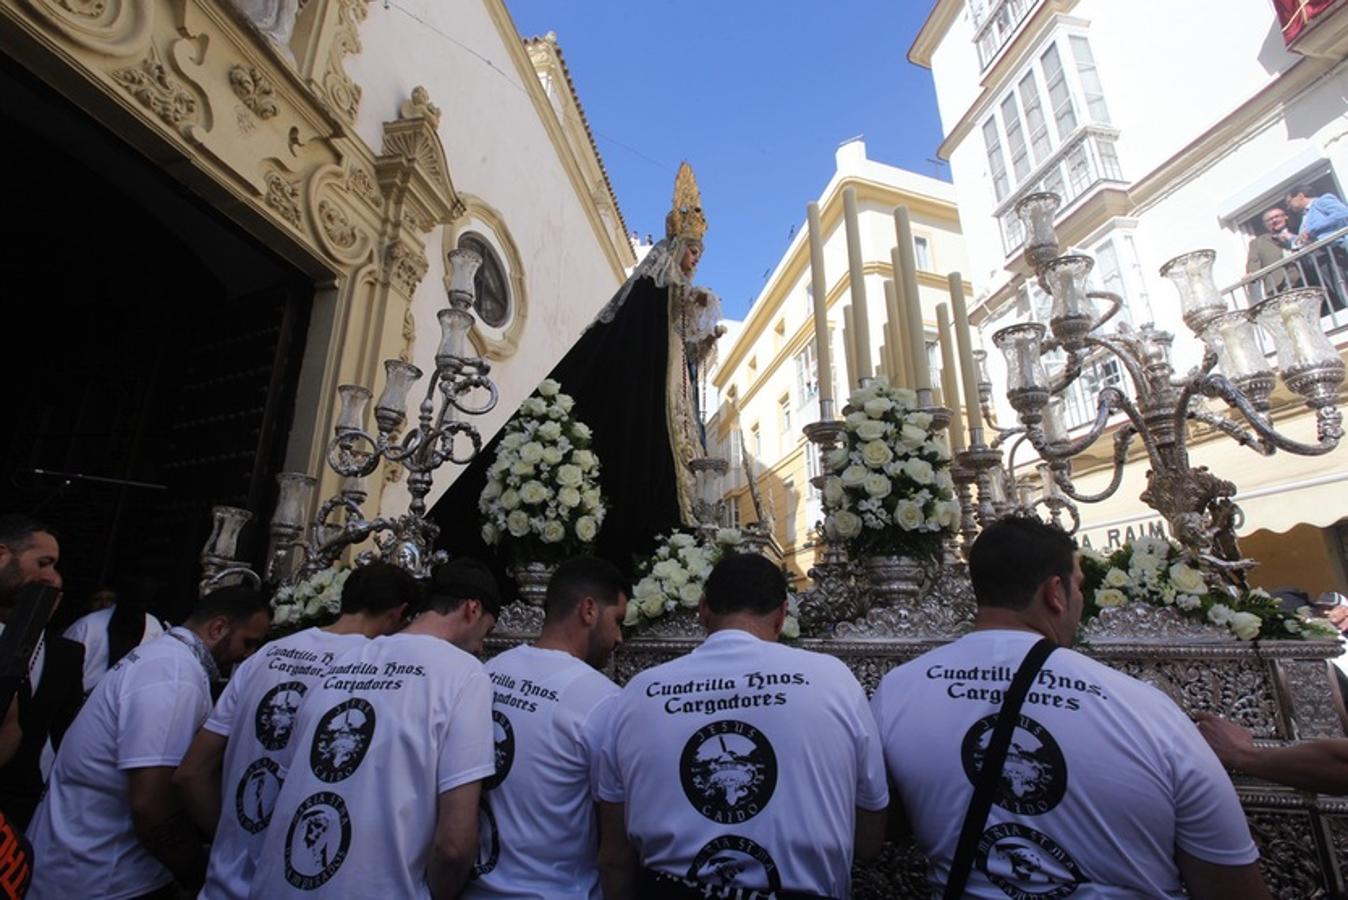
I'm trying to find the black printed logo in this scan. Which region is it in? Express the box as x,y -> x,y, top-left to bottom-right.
975,822 -> 1083,899
310,698 -> 376,783
961,714 -> 1067,816
687,835 -> 781,893
235,757 -> 282,834
679,720 -> 777,824
283,791 -> 352,890
470,794 -> 499,881
255,681 -> 307,751
485,711 -> 514,791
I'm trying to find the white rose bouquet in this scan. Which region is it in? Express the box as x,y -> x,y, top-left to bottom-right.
627,529 -> 801,639
821,377 -> 958,559
479,379 -> 605,564
1080,537 -> 1335,641
271,564 -> 351,631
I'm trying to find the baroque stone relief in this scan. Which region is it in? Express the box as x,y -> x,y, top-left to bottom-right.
111,43 -> 200,134
228,63 -> 277,119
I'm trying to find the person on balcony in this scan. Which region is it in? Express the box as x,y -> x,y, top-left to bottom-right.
1286,185 -> 1348,250
1245,207 -> 1303,297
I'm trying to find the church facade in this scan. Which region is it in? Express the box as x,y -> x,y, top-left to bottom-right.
0,0 -> 633,612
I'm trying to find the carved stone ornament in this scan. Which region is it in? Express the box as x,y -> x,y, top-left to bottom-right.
263,170 -> 302,227
385,242 -> 428,297
317,198 -> 357,249
111,44 -> 200,134
19,0 -> 151,55
376,87 -> 465,234
228,64 -> 278,119
319,0 -> 366,123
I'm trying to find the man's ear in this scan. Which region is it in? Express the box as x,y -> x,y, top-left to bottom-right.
1039,575 -> 1067,616
579,596 -> 598,626
697,597 -> 711,630
204,615 -> 232,645
0,544 -> 12,568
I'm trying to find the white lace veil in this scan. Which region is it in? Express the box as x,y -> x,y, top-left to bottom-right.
592,236 -> 697,327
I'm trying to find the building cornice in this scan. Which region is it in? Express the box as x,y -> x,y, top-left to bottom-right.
482,1 -> 635,279
908,0 -> 963,69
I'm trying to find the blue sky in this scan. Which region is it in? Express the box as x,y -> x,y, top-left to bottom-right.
505,0 -> 949,321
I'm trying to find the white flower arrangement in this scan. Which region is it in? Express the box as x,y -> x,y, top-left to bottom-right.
821,377 -> 958,558
627,529 -> 801,639
479,379 -> 605,563
271,565 -> 351,629
1080,537 -> 1336,641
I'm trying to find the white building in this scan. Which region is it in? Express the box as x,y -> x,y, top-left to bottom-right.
910,0 -> 1348,594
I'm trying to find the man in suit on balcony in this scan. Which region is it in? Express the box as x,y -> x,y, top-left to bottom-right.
1245,207 -> 1303,296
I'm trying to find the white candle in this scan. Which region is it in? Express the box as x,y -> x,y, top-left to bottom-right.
842,305 -> 859,392
842,188 -> 872,379
882,281 -> 904,386
936,304 -> 966,452
806,203 -> 835,416
889,247 -> 914,390
893,207 -> 932,392
949,272 -> 984,433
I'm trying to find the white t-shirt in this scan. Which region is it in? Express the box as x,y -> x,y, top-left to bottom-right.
248,633 -> 494,899
199,627 -> 367,900
597,629 -> 888,899
871,629 -> 1259,898
463,645 -> 619,900
63,608 -> 166,694
26,628 -> 214,900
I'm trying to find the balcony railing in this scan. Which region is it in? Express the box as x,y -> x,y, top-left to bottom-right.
1220,224 -> 1348,338
996,126 -> 1127,257
974,0 -> 1038,69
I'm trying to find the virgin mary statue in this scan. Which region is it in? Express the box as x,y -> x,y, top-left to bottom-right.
432,162 -> 723,575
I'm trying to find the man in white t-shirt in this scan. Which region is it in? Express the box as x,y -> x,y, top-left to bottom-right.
464,556 -> 628,900
26,586 -> 272,900
248,557 -> 499,898
871,517 -> 1270,899
176,561 -> 421,900
598,553 -> 888,899
64,601 -> 165,694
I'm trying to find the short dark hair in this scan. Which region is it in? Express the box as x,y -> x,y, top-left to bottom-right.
0,514 -> 54,552
426,558 -> 501,618
1286,185 -> 1315,200
341,562 -> 422,615
188,585 -> 272,626
545,556 -> 628,621
968,517 -> 1076,611
704,553 -> 786,617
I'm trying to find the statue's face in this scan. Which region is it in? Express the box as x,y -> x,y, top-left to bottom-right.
679,241 -> 703,277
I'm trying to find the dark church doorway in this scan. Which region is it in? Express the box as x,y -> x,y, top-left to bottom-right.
1,56 -> 315,625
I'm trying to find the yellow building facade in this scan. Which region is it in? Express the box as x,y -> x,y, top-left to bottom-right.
708,140 -> 969,585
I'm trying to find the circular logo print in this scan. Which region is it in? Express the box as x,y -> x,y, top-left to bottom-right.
961,714 -> 1067,816
255,681 -> 307,751
484,711 -> 514,791
235,757 -> 282,834
310,698 -> 376,783
679,720 -> 778,824
283,791 -> 352,890
470,795 -> 499,880
975,822 -> 1083,899
687,835 -> 781,893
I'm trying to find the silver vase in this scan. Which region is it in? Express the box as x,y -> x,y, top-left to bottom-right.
860,553 -> 930,607
510,560 -> 555,607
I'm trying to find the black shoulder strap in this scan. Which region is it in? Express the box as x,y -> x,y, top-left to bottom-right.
943,637 -> 1057,900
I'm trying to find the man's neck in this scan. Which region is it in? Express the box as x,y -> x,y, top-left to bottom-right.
325,614 -> 385,639
972,609 -> 1053,641
705,616 -> 777,643
533,627 -> 585,661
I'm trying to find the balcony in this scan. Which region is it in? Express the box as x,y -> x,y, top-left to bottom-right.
1220,224 -> 1348,339
996,126 -> 1127,257
974,0 -> 1038,69
1272,0 -> 1348,59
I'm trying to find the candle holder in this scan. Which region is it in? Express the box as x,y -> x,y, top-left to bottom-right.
200,506 -> 263,595
997,192 -> 1345,591
261,248 -> 501,584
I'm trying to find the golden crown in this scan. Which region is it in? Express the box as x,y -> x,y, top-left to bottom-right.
664,161 -> 708,242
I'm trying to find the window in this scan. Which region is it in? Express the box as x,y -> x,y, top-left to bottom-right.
457,233 -> 510,328
783,479 -> 797,543
723,495 -> 741,528
914,236 -> 932,271
1018,70 -> 1052,166
806,443 -> 820,481
1000,93 -> 1032,182
779,395 -> 792,439
794,342 -> 819,403
750,423 -> 761,459
1069,36 -> 1110,124
983,118 -> 1010,202
1039,43 -> 1077,141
